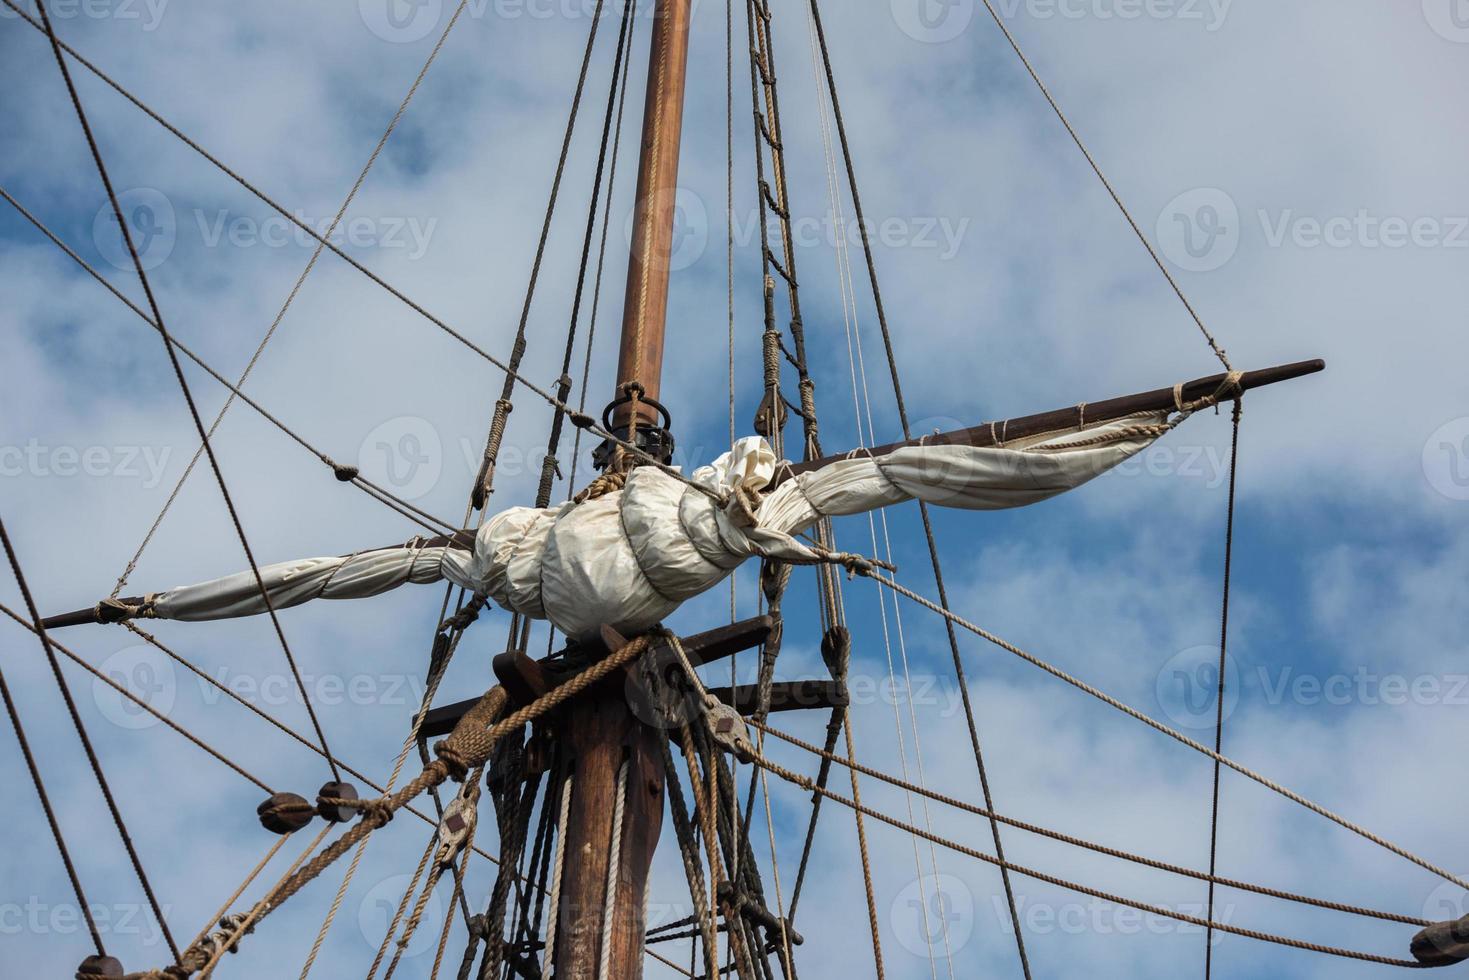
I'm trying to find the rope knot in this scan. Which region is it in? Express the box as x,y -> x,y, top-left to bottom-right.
439,595 -> 487,635
574,471 -> 627,504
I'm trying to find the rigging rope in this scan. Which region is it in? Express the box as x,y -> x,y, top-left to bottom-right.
543,769 -> 574,977
34,0 -> 343,785
187,835 -> 293,959
541,0 -> 639,511
599,757 -> 631,980
747,750 -> 1431,970
109,619 -> 502,863
0,516 -> 181,962
0,0 -> 723,510
0,183 -> 458,539
971,0 -> 1233,371
749,718 -> 1431,929
802,0 -> 1034,971
0,631 -> 106,958
111,0 -> 479,597
1206,398 -> 1245,974
469,0 -> 608,511
853,568 -> 1469,892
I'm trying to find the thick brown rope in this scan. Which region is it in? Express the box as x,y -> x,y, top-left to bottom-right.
234,636 -> 651,939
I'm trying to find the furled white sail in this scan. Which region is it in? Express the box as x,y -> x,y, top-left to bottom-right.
142,414 -> 1170,639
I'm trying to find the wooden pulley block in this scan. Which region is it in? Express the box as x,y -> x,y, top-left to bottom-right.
256,792 -> 315,835
705,698 -> 754,763
436,783 -> 479,868
1413,913 -> 1469,967
316,781 -> 360,824
76,955 -> 124,978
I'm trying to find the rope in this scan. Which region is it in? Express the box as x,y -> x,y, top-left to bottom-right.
0,608 -> 274,795
34,0 -> 343,787
298,836 -> 370,978
1,0 -> 728,513
193,824 -> 333,978
1206,398 -> 1245,974
682,727 -> 726,975
542,0 -> 639,510
0,516 -> 180,963
544,769 -> 574,976
186,835 -> 293,957
598,757 -> 631,980
0,185 -> 458,538
662,740 -> 720,979
113,623 -> 495,857
110,0 -> 476,596
470,0 -> 608,510
855,569 -> 1469,892
970,0 -> 1233,371
841,707 -> 886,980
749,753 -> 1429,970
566,0 -> 637,502
0,638 -> 105,957
801,3 -> 1035,969
366,833 -> 439,980
750,718 -> 1430,928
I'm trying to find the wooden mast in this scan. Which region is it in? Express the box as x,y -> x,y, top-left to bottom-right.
551,1 -> 692,976
611,0 -> 693,432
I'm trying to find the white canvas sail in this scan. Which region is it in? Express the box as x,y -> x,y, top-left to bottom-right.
136,413 -> 1170,639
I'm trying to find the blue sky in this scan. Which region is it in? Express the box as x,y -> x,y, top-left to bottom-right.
2,1 -> 1468,977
